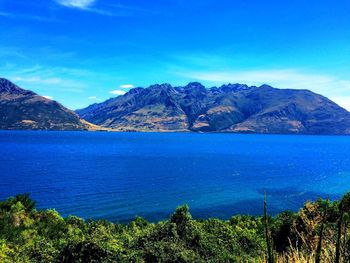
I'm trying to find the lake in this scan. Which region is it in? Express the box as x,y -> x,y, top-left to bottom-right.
0,131 -> 350,222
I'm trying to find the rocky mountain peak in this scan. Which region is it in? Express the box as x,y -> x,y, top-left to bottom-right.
149,83 -> 173,90
183,82 -> 207,97
0,78 -> 89,130
218,83 -> 250,93
0,78 -> 34,96
127,87 -> 144,95
259,84 -> 274,89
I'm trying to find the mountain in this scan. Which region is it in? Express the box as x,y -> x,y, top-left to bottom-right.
0,78 -> 90,130
77,82 -> 350,134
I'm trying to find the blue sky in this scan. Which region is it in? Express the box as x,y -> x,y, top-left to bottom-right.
1,0 -> 350,110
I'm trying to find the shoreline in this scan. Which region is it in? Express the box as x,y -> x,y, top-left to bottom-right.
1,128 -> 350,137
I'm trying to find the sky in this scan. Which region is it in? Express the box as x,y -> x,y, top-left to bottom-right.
1,0 -> 350,110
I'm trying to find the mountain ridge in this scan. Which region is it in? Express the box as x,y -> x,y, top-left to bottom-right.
1,77 -> 349,134
0,78 -> 91,130
77,82 -> 350,135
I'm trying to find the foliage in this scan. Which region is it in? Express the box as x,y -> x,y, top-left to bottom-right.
1,193 -> 350,262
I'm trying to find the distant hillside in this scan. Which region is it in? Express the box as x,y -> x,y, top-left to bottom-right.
76,82 -> 350,134
0,78 -> 89,130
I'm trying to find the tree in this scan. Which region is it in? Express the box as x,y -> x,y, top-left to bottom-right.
0,194 -> 35,213
315,199 -> 329,263
335,192 -> 350,263
264,193 -> 274,263
170,205 -> 194,239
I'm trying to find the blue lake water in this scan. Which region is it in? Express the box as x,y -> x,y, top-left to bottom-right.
0,131 -> 350,222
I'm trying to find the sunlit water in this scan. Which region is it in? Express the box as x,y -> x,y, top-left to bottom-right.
1,131 -> 350,222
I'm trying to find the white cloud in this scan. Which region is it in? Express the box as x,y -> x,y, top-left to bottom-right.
12,76 -> 62,85
119,84 -> 134,89
330,96 -> 350,112
55,0 -> 149,16
175,68 -> 350,111
2,64 -> 120,96
88,96 -> 97,99
55,0 -> 115,16
109,90 -> 126,96
42,95 -> 53,100
6,70 -> 87,93
56,0 -> 96,9
55,0 -> 156,17
178,69 -> 335,89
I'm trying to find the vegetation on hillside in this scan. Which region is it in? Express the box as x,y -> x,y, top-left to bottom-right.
76,82 -> 350,135
1,193 -> 350,262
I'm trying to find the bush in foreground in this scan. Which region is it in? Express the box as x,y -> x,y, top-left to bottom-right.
0,193 -> 350,262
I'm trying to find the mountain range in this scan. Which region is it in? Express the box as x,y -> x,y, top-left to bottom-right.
1,77 -> 350,134
77,82 -> 350,134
